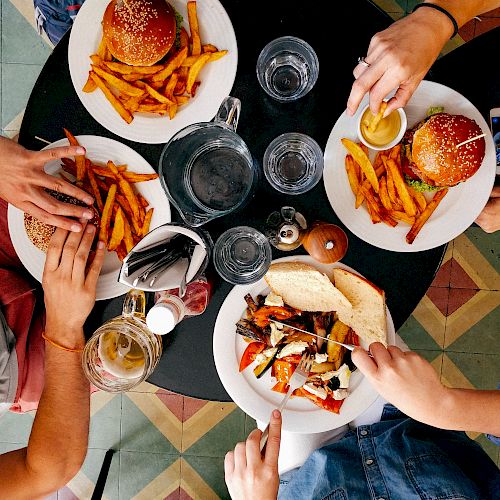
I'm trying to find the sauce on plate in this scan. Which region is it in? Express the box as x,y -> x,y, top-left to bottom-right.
361,108 -> 401,147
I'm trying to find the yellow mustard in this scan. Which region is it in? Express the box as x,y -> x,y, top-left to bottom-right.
361,108 -> 401,147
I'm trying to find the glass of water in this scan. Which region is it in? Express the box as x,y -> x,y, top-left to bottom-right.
263,132 -> 324,194
256,36 -> 319,102
213,226 -> 272,285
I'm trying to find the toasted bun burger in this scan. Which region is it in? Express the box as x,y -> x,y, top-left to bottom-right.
102,0 -> 176,66
24,191 -> 100,252
401,113 -> 485,191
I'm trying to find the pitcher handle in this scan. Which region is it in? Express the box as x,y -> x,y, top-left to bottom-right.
122,289 -> 147,319
214,96 -> 241,131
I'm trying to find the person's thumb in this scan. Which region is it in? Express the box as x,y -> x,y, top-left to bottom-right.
351,348 -> 378,378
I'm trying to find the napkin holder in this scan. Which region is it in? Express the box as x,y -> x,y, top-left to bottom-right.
118,223 -> 212,292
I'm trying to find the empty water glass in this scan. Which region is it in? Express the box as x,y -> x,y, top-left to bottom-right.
256,36 -> 319,102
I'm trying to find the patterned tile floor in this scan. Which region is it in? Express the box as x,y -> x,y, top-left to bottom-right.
0,0 -> 499,498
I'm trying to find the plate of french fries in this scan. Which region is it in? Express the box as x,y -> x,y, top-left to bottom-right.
7,135 -> 171,300
323,81 -> 496,252
68,0 -> 237,144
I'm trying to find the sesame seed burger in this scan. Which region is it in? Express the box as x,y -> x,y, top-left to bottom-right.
401,113 -> 485,192
24,191 -> 100,252
102,0 -> 177,67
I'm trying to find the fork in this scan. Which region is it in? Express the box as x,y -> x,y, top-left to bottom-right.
259,352 -> 314,452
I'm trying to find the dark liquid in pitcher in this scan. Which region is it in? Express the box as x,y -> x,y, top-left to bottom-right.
189,147 -> 252,211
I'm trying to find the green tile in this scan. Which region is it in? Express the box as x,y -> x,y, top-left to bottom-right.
473,433 -> 499,465
81,448 -> 119,500
183,455 -> 230,500
464,227 -> 500,275
1,62 -> 43,128
244,413 -> 257,436
398,314 -> 442,351
413,349 -> 442,364
119,451 -> 179,499
447,305 -> 500,355
88,394 -> 122,450
1,0 -> 51,64
405,0 -> 421,12
183,407 -> 246,457
445,352 -> 500,390
0,410 -> 34,444
120,395 -> 178,454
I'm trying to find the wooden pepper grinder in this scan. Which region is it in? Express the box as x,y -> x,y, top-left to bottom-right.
302,222 -> 348,263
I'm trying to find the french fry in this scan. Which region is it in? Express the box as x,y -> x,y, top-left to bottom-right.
379,176 -> 392,211
122,73 -> 148,82
341,138 -> 379,193
174,79 -> 186,96
90,72 -> 133,124
148,81 -> 164,90
151,46 -> 188,82
91,65 -> 144,97
122,213 -> 134,253
63,128 -> 86,183
137,104 -> 169,113
186,53 -> 210,94
92,164 -> 127,178
137,193 -> 149,208
407,185 -> 427,212
86,159 -> 103,211
180,27 -> 189,50
83,72 -> 97,93
206,50 -> 228,62
108,206 -> 125,251
345,155 -> 360,198
359,143 -> 369,156
187,1 -> 201,56
99,184 -> 117,244
406,189 -> 448,244
123,96 -> 142,113
176,95 -> 190,106
141,208 -> 154,236
368,101 -> 387,133
165,73 -> 178,99
366,199 -> 381,223
389,144 -> 401,161
90,54 -> 103,66
96,37 -> 107,59
190,81 -> 201,97
391,210 -> 415,225
383,158 -> 416,217
116,242 -> 128,262
168,102 -> 178,120
122,172 -> 159,183
143,82 -> 175,105
360,185 -> 397,227
203,43 -> 218,53
386,168 -> 398,205
107,161 -> 140,222
104,61 -> 163,75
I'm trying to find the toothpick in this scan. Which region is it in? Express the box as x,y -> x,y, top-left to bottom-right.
456,134 -> 486,149
35,136 -> 51,145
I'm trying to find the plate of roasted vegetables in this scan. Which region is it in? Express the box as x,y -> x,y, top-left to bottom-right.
213,256 -> 395,433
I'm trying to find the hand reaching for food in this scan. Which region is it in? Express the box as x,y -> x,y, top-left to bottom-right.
225,410 -> 281,500
347,7 -> 452,117
475,185 -> 500,233
43,225 -> 105,349
0,136 -> 95,232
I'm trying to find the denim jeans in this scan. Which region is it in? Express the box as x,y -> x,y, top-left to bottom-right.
278,405 -> 500,500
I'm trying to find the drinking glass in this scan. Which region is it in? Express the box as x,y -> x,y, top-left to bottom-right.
263,132 -> 324,194
213,226 -> 272,285
256,36 -> 319,102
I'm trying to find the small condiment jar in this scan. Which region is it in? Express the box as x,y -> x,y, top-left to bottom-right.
265,206 -> 308,251
302,222 -> 348,263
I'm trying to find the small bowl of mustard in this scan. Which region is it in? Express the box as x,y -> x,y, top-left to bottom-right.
357,102 -> 407,151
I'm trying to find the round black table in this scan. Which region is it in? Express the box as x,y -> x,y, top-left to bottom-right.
19,0 -> 469,401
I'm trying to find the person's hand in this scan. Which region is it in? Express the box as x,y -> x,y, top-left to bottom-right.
0,137 -> 95,232
42,224 -> 105,348
352,343 -> 452,427
225,410 -> 281,500
347,8 -> 453,116
475,185 -> 500,233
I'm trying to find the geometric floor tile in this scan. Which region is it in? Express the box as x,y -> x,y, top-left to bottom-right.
88,393 -> 122,450
0,408 -> 34,444
181,456 -> 228,500
444,352 -> 500,391
398,312 -> 443,351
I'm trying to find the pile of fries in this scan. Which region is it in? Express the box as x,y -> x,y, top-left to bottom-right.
82,1 -> 227,124
342,138 -> 448,244
62,129 -> 158,260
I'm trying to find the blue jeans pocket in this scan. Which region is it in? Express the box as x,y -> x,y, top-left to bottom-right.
322,489 -> 347,500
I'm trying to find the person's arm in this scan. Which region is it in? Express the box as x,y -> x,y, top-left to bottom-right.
0,136 -> 95,232
0,224 -> 105,499
347,0 -> 500,116
225,410 -> 281,500
475,185 -> 500,233
353,343 -> 500,436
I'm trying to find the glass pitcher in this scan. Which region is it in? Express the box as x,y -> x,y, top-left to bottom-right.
82,289 -> 162,392
159,96 -> 257,227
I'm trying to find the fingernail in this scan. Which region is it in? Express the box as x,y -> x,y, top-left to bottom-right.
272,410 -> 281,419
97,241 -> 105,249
83,210 -> 94,220
86,224 -> 95,234
84,196 -> 94,205
75,147 -> 85,155
71,224 -> 82,232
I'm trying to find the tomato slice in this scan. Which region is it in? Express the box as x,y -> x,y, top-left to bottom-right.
239,342 -> 265,372
273,360 -> 295,383
293,388 -> 345,414
271,381 -> 289,394
280,354 -> 302,364
252,306 -> 297,327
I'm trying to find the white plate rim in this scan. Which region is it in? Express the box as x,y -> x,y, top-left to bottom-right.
213,255 -> 396,433
7,135 -> 171,300
323,80 -> 496,252
68,0 -> 238,144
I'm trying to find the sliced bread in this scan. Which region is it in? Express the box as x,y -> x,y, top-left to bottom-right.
264,262 -> 352,312
332,268 -> 387,345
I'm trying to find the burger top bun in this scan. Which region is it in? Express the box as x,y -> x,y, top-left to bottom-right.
412,113 -> 485,187
102,0 -> 176,67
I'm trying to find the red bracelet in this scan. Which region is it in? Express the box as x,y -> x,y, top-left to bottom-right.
42,331 -> 84,353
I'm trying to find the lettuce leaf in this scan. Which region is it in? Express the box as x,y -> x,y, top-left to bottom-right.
405,176 -> 446,193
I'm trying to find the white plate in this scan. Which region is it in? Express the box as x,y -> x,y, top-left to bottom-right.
68,0 -> 238,144
213,255 -> 396,433
323,80 -> 496,252
7,135 -> 171,300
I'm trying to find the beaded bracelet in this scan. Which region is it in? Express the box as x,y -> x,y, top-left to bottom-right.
42,331 -> 84,353
412,3 -> 459,39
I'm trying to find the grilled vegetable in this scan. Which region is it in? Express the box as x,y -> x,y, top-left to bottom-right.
236,319 -> 270,344
310,362 -> 336,373
327,320 -> 350,369
244,293 -> 258,313
239,342 -> 265,372
253,348 -> 278,378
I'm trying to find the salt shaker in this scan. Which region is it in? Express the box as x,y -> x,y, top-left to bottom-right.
265,206 -> 308,251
